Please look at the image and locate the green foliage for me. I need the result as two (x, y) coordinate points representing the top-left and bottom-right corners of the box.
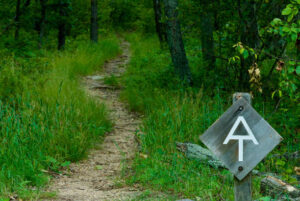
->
(0, 0), (299, 199)
(268, 1), (299, 43)
(121, 33), (253, 199)
(0, 35), (120, 196)
(122, 33), (299, 199)
(267, 1), (300, 102)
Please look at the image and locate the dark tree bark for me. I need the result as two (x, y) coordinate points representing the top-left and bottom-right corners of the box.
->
(163, 0), (192, 84)
(239, 0), (260, 48)
(153, 0), (165, 46)
(57, 1), (68, 50)
(238, 0), (260, 89)
(14, 0), (21, 40)
(90, 0), (98, 43)
(38, 0), (47, 48)
(200, 7), (215, 70)
(58, 23), (66, 50)
(15, 0), (31, 40)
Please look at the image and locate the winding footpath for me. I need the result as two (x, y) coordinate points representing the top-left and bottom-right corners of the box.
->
(46, 40), (142, 201)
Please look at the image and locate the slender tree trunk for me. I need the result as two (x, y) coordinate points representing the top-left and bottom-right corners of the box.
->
(57, 1), (68, 50)
(58, 1), (70, 50)
(15, 0), (31, 40)
(15, 0), (21, 40)
(153, 0), (164, 46)
(200, 9), (215, 70)
(58, 23), (66, 50)
(90, 0), (98, 43)
(163, 0), (192, 84)
(239, 0), (259, 49)
(39, 0), (46, 48)
(2, 0), (30, 36)
(238, 0), (260, 89)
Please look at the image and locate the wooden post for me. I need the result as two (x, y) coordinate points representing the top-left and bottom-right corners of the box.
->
(233, 92), (252, 201)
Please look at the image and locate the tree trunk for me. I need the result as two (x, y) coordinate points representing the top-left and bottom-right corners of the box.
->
(58, 23), (66, 50)
(57, 1), (67, 50)
(15, 0), (21, 40)
(90, 0), (98, 43)
(153, 0), (165, 46)
(15, 0), (31, 40)
(238, 0), (260, 90)
(200, 8), (215, 70)
(163, 0), (192, 84)
(39, 0), (47, 48)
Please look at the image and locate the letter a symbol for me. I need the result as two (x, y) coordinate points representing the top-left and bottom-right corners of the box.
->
(223, 116), (259, 161)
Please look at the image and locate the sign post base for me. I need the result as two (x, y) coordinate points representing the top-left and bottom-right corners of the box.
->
(234, 173), (252, 201)
(233, 93), (252, 201)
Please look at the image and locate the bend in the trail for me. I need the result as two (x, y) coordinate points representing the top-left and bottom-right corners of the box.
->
(45, 39), (174, 201)
(45, 40), (142, 201)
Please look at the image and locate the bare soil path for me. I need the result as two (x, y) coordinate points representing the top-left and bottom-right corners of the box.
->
(45, 40), (142, 201)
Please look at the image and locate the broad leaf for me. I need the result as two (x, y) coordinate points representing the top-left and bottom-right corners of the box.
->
(282, 7), (292, 15)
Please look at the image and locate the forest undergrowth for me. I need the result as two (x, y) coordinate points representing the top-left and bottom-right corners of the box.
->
(120, 33), (299, 200)
(0, 35), (120, 199)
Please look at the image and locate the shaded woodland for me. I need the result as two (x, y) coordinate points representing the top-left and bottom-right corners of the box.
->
(0, 0), (299, 199)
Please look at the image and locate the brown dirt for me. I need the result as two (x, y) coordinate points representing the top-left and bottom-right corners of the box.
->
(45, 40), (143, 201)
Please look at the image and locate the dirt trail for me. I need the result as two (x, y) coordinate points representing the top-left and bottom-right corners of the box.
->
(46, 40), (142, 201)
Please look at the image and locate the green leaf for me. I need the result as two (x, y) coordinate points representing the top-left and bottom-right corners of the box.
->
(276, 159), (285, 166)
(282, 26), (290, 32)
(282, 7), (292, 15)
(61, 161), (71, 167)
(292, 7), (299, 16)
(296, 66), (300, 75)
(258, 196), (272, 201)
(238, 47), (244, 55)
(243, 50), (249, 59)
(288, 66), (295, 73)
(289, 60), (296, 65)
(291, 27), (297, 33)
(291, 83), (297, 92)
(272, 18), (282, 25)
(287, 14), (294, 22)
(47, 156), (57, 164)
(272, 91), (276, 99)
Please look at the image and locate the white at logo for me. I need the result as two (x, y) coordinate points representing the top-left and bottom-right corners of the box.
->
(223, 116), (259, 161)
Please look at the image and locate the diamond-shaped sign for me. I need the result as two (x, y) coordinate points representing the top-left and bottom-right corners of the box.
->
(200, 97), (283, 180)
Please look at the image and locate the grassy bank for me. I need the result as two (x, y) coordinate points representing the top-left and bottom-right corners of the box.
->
(0, 35), (120, 198)
(120, 33), (298, 200)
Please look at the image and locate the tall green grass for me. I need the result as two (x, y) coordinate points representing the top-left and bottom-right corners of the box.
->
(0, 35), (120, 198)
(120, 33), (296, 200)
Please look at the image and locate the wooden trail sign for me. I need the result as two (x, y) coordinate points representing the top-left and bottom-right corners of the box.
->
(200, 93), (283, 200)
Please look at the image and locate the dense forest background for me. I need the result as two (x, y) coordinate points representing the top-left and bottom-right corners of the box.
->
(0, 0), (299, 200)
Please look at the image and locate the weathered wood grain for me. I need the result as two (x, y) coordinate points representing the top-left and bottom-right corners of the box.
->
(233, 93), (252, 201)
(200, 93), (282, 180)
(234, 173), (252, 201)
